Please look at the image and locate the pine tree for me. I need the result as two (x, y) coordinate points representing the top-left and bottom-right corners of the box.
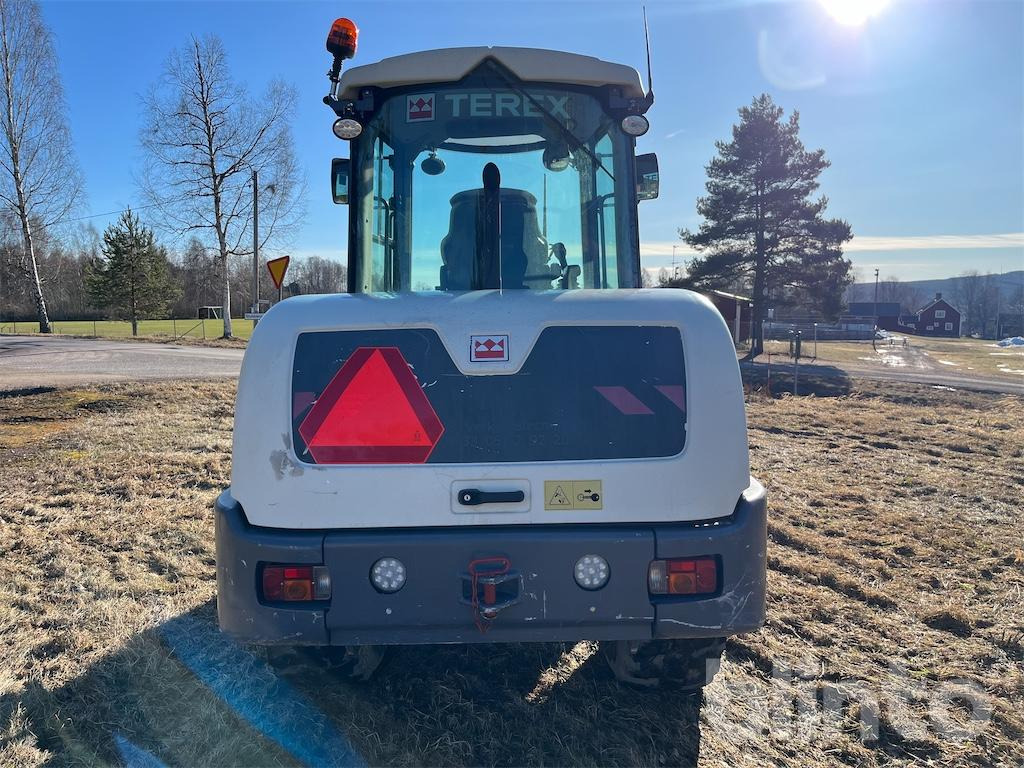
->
(679, 94), (853, 356)
(86, 210), (178, 336)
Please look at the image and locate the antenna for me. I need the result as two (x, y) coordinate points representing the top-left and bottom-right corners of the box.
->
(642, 6), (654, 107)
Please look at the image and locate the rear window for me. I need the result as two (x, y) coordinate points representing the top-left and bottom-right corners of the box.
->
(291, 326), (686, 464)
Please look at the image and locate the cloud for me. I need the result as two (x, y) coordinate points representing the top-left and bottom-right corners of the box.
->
(640, 233), (1024, 264)
(844, 233), (1024, 252)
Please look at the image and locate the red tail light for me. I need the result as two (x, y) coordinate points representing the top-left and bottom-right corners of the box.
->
(262, 564), (332, 602)
(648, 557), (718, 595)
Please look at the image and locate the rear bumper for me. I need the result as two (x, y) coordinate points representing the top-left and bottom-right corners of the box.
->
(215, 481), (767, 646)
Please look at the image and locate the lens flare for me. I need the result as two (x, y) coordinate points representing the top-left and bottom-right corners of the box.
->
(818, 0), (890, 26)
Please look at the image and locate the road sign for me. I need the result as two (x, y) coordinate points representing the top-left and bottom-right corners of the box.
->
(244, 312), (265, 320)
(266, 255), (291, 291)
(298, 347), (444, 464)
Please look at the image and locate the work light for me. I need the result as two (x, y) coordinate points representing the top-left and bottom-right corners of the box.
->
(371, 557), (406, 593)
(621, 115), (650, 137)
(574, 554), (610, 590)
(332, 118), (362, 140)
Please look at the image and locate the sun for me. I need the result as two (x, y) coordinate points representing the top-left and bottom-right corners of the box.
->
(818, 0), (890, 26)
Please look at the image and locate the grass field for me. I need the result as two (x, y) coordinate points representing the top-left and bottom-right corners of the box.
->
(0, 379), (1022, 766)
(0, 318), (254, 342)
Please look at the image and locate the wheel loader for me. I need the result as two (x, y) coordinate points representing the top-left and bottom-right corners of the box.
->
(216, 17), (767, 688)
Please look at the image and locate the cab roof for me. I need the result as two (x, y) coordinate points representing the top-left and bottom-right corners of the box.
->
(337, 46), (646, 101)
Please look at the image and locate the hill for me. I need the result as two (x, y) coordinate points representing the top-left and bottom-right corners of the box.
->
(847, 269), (1024, 309)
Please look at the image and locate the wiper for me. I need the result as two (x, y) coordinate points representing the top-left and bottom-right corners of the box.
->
(482, 62), (615, 184)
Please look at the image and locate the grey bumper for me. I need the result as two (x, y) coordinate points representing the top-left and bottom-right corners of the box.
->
(215, 482), (766, 646)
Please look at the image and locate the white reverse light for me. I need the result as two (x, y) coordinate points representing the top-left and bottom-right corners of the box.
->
(621, 115), (649, 137)
(574, 554), (610, 590)
(370, 557), (406, 593)
(332, 117), (363, 140)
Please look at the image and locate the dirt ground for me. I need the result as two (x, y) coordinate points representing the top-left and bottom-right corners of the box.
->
(0, 379), (1021, 767)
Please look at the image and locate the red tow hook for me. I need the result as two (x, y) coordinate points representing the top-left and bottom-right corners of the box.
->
(467, 556), (512, 633)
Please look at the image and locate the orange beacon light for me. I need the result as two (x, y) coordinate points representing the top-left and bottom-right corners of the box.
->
(326, 18), (359, 101)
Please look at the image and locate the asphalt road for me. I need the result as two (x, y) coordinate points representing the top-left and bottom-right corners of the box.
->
(3, 334), (1022, 397)
(0, 335), (244, 390)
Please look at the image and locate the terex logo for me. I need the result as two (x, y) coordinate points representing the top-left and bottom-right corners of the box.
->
(406, 94), (435, 122)
(443, 93), (571, 120)
(470, 335), (509, 362)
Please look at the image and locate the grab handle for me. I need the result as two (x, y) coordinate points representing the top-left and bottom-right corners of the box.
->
(457, 488), (525, 506)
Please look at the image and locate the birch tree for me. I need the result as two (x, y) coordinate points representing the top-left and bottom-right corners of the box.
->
(140, 35), (302, 338)
(0, 0), (83, 333)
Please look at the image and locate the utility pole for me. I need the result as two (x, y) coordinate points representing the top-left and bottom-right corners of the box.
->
(873, 268), (880, 325)
(872, 267), (880, 349)
(671, 245), (679, 280)
(251, 171), (260, 327)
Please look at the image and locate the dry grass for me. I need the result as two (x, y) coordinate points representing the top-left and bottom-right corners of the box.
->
(0, 378), (1021, 766)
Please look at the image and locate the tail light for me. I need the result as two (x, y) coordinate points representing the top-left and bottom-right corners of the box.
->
(262, 565), (332, 602)
(648, 557), (718, 595)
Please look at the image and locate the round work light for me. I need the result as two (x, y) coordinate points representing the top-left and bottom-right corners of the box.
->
(574, 554), (610, 590)
(621, 115), (650, 137)
(370, 557), (406, 593)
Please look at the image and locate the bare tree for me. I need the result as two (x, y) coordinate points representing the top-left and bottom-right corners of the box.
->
(140, 35), (303, 338)
(0, 0), (83, 332)
(292, 255), (347, 295)
(955, 271), (1001, 338)
(876, 276), (924, 314)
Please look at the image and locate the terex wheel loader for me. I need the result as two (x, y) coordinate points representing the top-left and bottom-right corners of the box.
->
(216, 17), (767, 689)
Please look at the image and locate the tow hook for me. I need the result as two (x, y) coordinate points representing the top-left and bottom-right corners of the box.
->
(461, 557), (521, 632)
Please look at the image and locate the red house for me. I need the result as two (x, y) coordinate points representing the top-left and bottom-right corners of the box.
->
(705, 290), (753, 344)
(906, 293), (961, 337)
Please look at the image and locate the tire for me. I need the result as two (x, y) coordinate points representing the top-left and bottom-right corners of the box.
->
(266, 645), (389, 682)
(603, 637), (725, 689)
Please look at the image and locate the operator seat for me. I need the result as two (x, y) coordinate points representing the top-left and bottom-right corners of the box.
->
(440, 188), (552, 290)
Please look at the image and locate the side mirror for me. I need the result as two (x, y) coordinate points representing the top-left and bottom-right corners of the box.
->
(635, 153), (659, 201)
(331, 158), (350, 204)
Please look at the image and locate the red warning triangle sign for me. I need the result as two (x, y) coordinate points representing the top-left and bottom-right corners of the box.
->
(298, 347), (444, 463)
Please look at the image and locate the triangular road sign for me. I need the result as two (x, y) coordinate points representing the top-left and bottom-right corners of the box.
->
(267, 255), (290, 290)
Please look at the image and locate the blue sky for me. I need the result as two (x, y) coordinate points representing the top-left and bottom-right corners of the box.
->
(45, 0), (1023, 283)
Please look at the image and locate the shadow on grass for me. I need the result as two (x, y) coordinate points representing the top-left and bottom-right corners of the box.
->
(1, 601), (703, 767)
(0, 386), (58, 399)
(742, 361), (854, 397)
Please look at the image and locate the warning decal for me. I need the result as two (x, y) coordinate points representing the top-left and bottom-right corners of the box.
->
(544, 480), (603, 511)
(547, 484), (571, 508)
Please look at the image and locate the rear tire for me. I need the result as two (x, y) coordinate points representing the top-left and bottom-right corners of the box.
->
(603, 637), (725, 689)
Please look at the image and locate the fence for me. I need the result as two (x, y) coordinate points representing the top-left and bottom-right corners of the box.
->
(0, 317), (255, 341)
(762, 317), (875, 342)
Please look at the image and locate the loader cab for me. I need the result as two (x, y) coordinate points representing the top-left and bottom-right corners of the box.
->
(328, 50), (658, 293)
